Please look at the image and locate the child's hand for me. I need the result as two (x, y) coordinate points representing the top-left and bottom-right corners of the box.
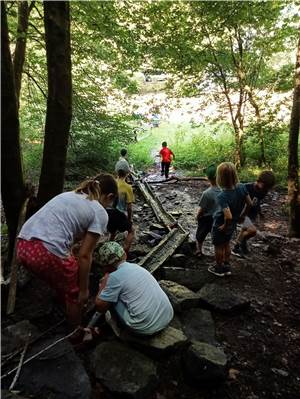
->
(98, 272), (109, 293)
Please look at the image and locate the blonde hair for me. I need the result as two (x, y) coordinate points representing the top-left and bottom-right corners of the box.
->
(216, 162), (239, 189)
(75, 173), (118, 201)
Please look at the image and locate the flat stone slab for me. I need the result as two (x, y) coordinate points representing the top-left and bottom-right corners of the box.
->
(162, 267), (214, 291)
(183, 341), (227, 384)
(159, 280), (200, 312)
(92, 341), (158, 399)
(198, 283), (250, 313)
(122, 325), (188, 355)
(180, 308), (216, 344)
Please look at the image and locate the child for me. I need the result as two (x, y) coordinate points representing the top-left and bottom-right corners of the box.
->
(208, 162), (252, 277)
(106, 208), (135, 255)
(95, 241), (174, 336)
(195, 165), (221, 257)
(17, 174), (118, 327)
(232, 170), (275, 257)
(159, 141), (175, 179)
(116, 169), (135, 224)
(115, 148), (131, 175)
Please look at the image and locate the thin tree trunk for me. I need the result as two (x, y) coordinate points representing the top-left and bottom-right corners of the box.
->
(1, 2), (26, 266)
(247, 89), (266, 167)
(223, 90), (244, 168)
(13, 1), (34, 107)
(288, 34), (300, 237)
(37, 1), (72, 207)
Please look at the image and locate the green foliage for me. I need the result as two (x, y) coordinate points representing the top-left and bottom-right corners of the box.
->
(113, 72), (139, 94)
(67, 94), (137, 177)
(128, 130), (160, 169)
(129, 121), (290, 187)
(5, 0), (297, 191)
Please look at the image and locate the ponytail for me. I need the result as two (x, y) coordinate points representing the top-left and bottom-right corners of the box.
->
(75, 173), (118, 201)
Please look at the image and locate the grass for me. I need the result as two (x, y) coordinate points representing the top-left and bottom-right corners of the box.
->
(128, 121), (290, 188)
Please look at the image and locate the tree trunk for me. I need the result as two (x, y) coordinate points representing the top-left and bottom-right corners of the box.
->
(246, 89), (266, 167)
(13, 1), (33, 107)
(233, 125), (244, 169)
(1, 2), (26, 265)
(223, 90), (244, 168)
(288, 35), (300, 237)
(37, 1), (72, 207)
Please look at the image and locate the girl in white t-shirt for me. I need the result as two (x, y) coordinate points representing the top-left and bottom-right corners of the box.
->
(17, 173), (118, 328)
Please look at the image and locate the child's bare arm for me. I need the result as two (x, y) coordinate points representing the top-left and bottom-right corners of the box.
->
(240, 195), (253, 220)
(219, 207), (232, 231)
(196, 207), (204, 221)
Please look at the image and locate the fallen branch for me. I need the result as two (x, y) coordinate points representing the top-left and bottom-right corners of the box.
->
(178, 176), (207, 181)
(6, 198), (30, 315)
(9, 335), (30, 391)
(145, 176), (208, 184)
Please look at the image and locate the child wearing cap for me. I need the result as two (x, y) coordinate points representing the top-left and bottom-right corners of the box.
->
(195, 165), (221, 257)
(95, 241), (174, 336)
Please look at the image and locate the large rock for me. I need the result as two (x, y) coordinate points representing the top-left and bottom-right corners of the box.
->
(1, 320), (39, 356)
(180, 308), (216, 344)
(92, 341), (158, 399)
(9, 336), (91, 399)
(122, 325), (188, 356)
(159, 280), (200, 312)
(183, 341), (227, 385)
(162, 267), (214, 291)
(198, 283), (250, 313)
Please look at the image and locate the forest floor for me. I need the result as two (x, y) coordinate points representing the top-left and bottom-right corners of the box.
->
(1, 167), (300, 399)
(136, 167), (300, 399)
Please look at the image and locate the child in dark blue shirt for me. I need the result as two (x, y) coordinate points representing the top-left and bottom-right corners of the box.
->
(208, 162), (252, 277)
(232, 171), (275, 257)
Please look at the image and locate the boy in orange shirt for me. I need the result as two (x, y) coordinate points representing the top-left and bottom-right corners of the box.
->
(159, 141), (175, 179)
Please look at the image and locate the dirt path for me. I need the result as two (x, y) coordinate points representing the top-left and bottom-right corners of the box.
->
(135, 170), (300, 399)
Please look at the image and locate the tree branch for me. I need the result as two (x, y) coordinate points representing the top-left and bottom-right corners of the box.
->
(23, 70), (47, 99)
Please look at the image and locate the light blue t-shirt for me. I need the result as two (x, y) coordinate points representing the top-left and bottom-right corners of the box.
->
(100, 262), (174, 335)
(19, 191), (108, 258)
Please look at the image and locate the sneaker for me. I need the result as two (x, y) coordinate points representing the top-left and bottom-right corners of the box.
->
(232, 244), (245, 258)
(240, 240), (249, 255)
(208, 264), (227, 277)
(223, 262), (232, 276)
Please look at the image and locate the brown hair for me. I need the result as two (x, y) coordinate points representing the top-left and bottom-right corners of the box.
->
(75, 173), (118, 201)
(117, 169), (127, 178)
(257, 170), (275, 190)
(216, 162), (239, 189)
